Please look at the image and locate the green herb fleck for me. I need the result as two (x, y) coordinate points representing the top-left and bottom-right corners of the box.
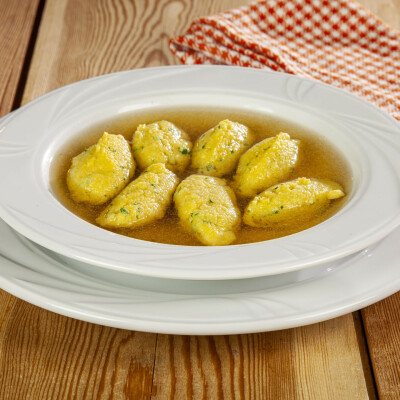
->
(230, 150), (234, 154)
(84, 148), (89, 152)
(151, 183), (157, 188)
(218, 125), (222, 129)
(280, 205), (284, 209)
(206, 164), (213, 171)
(120, 165), (125, 169)
(120, 207), (129, 214)
(202, 144), (206, 149)
(179, 148), (190, 155)
(244, 142), (249, 146)
(209, 199), (214, 203)
(273, 210), (279, 214)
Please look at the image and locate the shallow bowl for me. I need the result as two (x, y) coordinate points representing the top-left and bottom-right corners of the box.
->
(0, 66), (399, 280)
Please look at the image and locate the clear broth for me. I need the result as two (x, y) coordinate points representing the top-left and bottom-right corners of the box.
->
(51, 107), (352, 246)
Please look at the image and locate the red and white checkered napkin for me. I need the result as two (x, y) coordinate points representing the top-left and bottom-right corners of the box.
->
(169, 0), (400, 120)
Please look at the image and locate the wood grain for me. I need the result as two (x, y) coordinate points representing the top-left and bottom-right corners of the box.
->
(362, 294), (400, 399)
(22, 0), (253, 103)
(0, 0), (400, 399)
(0, 0), (41, 117)
(151, 316), (371, 399)
(0, 300), (157, 399)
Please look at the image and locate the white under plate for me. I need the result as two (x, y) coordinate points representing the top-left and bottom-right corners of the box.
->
(0, 217), (399, 335)
(0, 66), (400, 280)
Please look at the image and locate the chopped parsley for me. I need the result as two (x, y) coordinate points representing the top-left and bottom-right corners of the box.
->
(209, 199), (214, 203)
(120, 207), (129, 214)
(206, 164), (214, 171)
(179, 148), (190, 155)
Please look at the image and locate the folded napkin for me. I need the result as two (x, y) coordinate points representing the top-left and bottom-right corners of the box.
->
(169, 0), (400, 120)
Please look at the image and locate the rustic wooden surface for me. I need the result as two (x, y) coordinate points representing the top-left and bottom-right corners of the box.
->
(0, 0), (41, 117)
(0, 0), (399, 399)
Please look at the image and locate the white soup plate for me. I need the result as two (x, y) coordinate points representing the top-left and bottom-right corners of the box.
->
(0, 66), (399, 279)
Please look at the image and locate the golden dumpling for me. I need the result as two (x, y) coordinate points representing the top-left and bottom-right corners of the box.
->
(67, 132), (134, 205)
(96, 163), (179, 228)
(233, 132), (300, 198)
(243, 177), (345, 228)
(132, 120), (192, 173)
(174, 175), (241, 246)
(191, 119), (254, 177)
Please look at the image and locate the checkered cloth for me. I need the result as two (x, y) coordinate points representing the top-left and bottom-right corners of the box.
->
(169, 0), (400, 120)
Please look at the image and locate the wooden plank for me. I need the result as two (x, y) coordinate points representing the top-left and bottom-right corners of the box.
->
(22, 0), (253, 103)
(0, 301), (156, 399)
(0, 0), (41, 117)
(151, 316), (371, 399)
(362, 295), (400, 399)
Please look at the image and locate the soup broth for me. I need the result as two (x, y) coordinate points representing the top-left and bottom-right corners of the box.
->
(51, 107), (352, 246)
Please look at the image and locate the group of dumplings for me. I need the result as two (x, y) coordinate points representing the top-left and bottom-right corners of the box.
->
(67, 119), (345, 246)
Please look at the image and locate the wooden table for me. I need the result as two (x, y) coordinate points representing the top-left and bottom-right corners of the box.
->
(0, 0), (399, 398)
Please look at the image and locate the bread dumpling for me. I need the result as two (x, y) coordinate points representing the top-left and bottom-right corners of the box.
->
(67, 132), (134, 205)
(191, 119), (254, 177)
(132, 120), (192, 173)
(243, 177), (345, 228)
(233, 132), (299, 198)
(174, 175), (241, 246)
(96, 163), (179, 228)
